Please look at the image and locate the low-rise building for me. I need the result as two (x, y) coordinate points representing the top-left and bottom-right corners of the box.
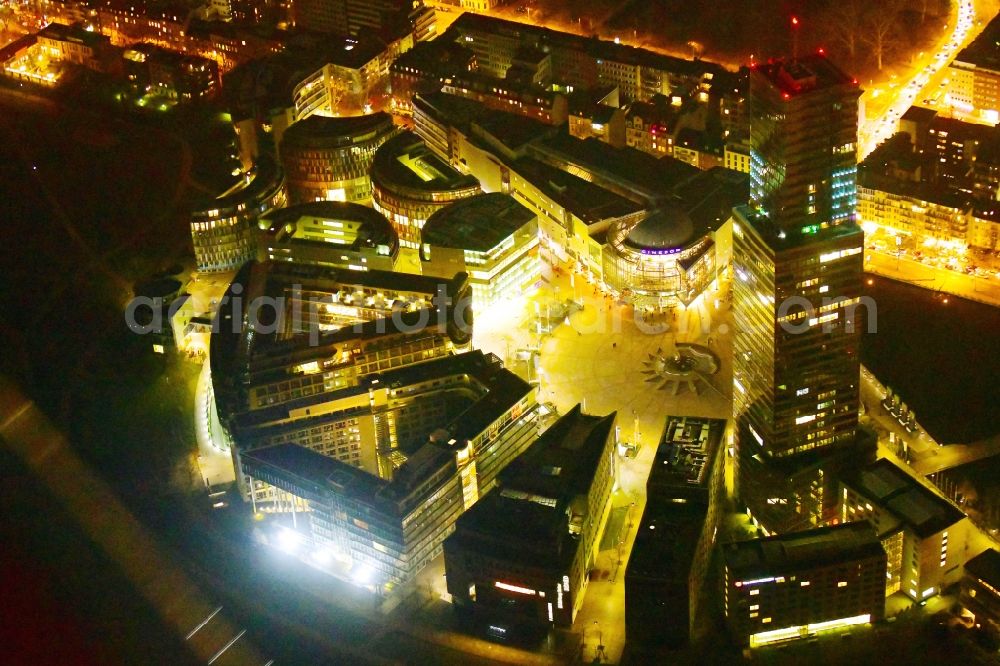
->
(257, 201), (400, 271)
(123, 43), (220, 102)
(444, 405), (617, 631)
(625, 416), (726, 650)
(961, 548), (1000, 636)
(420, 193), (539, 311)
(279, 112), (397, 205)
(722, 522), (887, 648)
(190, 155), (287, 273)
(838, 458), (969, 600)
(370, 131), (481, 249)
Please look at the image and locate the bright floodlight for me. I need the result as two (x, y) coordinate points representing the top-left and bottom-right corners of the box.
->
(276, 527), (303, 553)
(352, 564), (374, 586)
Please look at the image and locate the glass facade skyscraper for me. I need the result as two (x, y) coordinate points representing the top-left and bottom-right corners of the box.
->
(733, 55), (871, 534)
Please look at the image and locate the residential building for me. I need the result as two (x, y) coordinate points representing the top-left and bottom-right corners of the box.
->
(839, 458), (969, 600)
(444, 405), (617, 631)
(123, 44), (220, 102)
(722, 522), (886, 648)
(947, 13), (1000, 124)
(279, 112), (397, 204)
(370, 131), (482, 249)
(257, 201), (400, 271)
(420, 193), (539, 310)
(625, 416), (726, 650)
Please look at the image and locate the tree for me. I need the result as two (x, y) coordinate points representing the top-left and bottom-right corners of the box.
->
(862, 0), (904, 72)
(825, 0), (865, 67)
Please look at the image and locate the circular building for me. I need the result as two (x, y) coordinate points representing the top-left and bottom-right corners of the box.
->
(279, 112), (396, 205)
(370, 130), (481, 249)
(258, 201), (399, 271)
(602, 204), (716, 308)
(191, 154), (286, 273)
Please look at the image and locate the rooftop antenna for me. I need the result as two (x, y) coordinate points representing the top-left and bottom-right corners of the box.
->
(791, 16), (800, 61)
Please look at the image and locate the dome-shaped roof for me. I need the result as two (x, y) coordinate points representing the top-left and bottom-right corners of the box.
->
(624, 206), (694, 250)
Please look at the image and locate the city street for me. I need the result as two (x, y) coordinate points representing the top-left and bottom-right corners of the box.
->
(859, 0), (982, 157)
(865, 250), (1000, 307)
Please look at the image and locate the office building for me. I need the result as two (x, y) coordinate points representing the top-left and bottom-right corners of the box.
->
(294, 0), (418, 42)
(190, 155), (287, 273)
(239, 349), (537, 590)
(420, 193), (539, 311)
(732, 55), (867, 534)
(279, 112), (397, 204)
(961, 549), (1000, 636)
(839, 458), (969, 600)
(625, 416), (726, 650)
(602, 168), (747, 308)
(722, 522), (886, 648)
(444, 405), (616, 630)
(257, 201), (400, 271)
(370, 131), (481, 249)
(290, 35), (397, 119)
(209, 260), (475, 461)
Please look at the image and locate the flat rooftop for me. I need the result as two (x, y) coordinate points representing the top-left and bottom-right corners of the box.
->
(955, 13), (1000, 71)
(281, 113), (396, 150)
(422, 193), (535, 252)
(371, 130), (480, 194)
(446, 405), (616, 565)
(647, 415), (725, 498)
(752, 54), (856, 98)
(510, 157), (642, 224)
(625, 501), (708, 582)
(259, 201), (398, 253)
(965, 548), (1000, 589)
(724, 522), (884, 578)
(842, 458), (966, 539)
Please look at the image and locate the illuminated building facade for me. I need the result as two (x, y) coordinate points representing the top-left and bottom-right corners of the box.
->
(236, 350), (538, 589)
(421, 193), (539, 311)
(279, 112), (397, 205)
(258, 201), (399, 271)
(123, 43), (220, 102)
(947, 14), (1000, 124)
(961, 549), (1000, 636)
(839, 459), (968, 600)
(190, 155), (287, 273)
(370, 131), (481, 249)
(444, 405), (616, 630)
(625, 416), (726, 650)
(602, 168), (747, 307)
(858, 115), (1000, 253)
(733, 55), (868, 534)
(722, 522), (886, 648)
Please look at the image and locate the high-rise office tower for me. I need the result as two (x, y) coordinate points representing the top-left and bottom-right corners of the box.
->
(733, 55), (873, 534)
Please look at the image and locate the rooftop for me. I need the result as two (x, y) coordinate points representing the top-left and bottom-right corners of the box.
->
(259, 201), (398, 254)
(38, 22), (109, 49)
(370, 130), (480, 195)
(646, 416), (725, 499)
(625, 501), (708, 582)
(509, 157), (642, 225)
(446, 405), (616, 566)
(955, 13), (1000, 72)
(422, 193), (535, 252)
(191, 153), (284, 216)
(965, 548), (1000, 589)
(724, 522), (885, 578)
(281, 113), (396, 150)
(842, 458), (966, 539)
(752, 54), (857, 98)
